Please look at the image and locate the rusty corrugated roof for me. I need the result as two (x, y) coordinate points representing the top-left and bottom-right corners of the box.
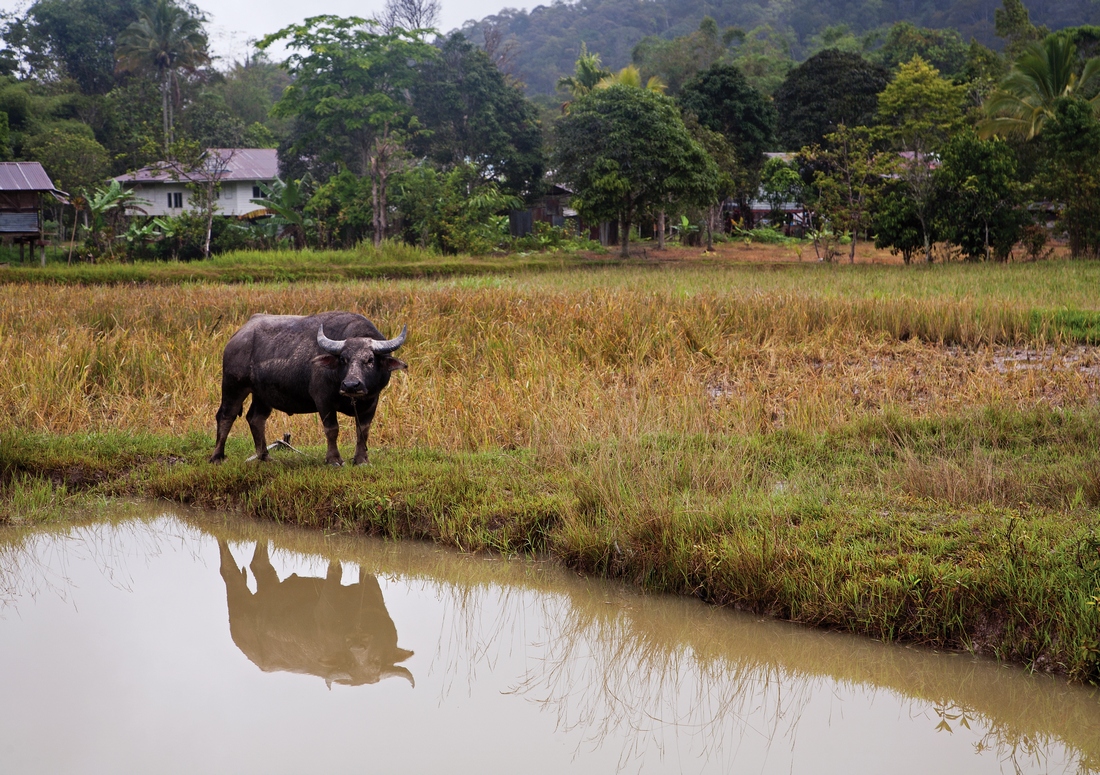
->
(0, 162), (57, 191)
(115, 148), (279, 184)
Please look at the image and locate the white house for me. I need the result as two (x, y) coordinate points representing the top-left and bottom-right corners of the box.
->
(114, 148), (279, 218)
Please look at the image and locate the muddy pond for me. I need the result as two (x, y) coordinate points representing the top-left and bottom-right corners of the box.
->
(1, 504), (1098, 774)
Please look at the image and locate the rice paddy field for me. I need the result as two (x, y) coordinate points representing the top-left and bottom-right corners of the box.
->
(3, 246), (1100, 682)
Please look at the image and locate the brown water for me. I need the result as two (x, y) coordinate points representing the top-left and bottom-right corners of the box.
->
(1, 505), (1098, 775)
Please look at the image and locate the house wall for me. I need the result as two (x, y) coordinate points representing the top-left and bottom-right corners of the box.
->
(127, 180), (269, 217)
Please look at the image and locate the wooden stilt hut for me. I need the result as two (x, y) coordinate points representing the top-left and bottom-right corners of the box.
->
(0, 162), (67, 266)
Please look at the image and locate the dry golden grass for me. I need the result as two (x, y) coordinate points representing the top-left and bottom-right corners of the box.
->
(3, 274), (1098, 458)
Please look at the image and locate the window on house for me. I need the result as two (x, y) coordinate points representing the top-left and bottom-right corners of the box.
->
(253, 185), (262, 199)
(168, 192), (183, 209)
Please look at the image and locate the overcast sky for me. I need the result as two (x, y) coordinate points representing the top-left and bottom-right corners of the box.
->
(0, 0), (546, 65)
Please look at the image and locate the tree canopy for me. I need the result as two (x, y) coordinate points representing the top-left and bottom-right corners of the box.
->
(980, 34), (1100, 139)
(411, 32), (545, 198)
(678, 62), (775, 171)
(553, 85), (717, 256)
(774, 50), (889, 150)
(260, 15), (437, 244)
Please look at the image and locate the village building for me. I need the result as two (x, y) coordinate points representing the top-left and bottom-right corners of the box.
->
(0, 161), (66, 265)
(114, 148), (279, 218)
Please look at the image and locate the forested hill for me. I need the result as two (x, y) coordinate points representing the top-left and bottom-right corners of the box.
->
(459, 0), (1100, 93)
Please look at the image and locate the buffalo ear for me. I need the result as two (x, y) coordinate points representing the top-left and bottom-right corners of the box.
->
(382, 356), (407, 373)
(312, 354), (339, 369)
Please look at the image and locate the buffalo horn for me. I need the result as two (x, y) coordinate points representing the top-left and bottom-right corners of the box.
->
(316, 326), (346, 355)
(370, 325), (408, 354)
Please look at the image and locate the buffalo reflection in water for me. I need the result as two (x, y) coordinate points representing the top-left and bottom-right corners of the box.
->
(218, 539), (414, 688)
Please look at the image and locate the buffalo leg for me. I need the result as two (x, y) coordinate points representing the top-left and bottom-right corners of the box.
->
(353, 395), (380, 465)
(249, 541), (278, 590)
(319, 407), (343, 466)
(246, 399), (273, 461)
(210, 381), (249, 463)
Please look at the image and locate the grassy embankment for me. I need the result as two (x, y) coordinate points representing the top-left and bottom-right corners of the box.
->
(2, 248), (1099, 681)
(0, 241), (592, 284)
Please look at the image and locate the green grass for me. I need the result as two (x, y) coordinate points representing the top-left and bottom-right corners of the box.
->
(0, 243), (594, 285)
(3, 408), (1099, 683)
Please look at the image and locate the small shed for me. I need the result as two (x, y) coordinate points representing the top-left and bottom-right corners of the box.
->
(0, 161), (65, 264)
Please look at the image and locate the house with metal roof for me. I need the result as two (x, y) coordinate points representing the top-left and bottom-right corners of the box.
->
(114, 148), (279, 218)
(0, 161), (66, 263)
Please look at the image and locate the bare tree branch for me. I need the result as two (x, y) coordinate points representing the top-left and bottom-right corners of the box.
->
(379, 0), (441, 33)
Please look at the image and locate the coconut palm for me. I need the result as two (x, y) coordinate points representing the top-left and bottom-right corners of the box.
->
(979, 34), (1100, 140)
(115, 0), (211, 151)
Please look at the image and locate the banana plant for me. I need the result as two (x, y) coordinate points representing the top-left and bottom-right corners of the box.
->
(84, 181), (148, 259)
(251, 178), (314, 250)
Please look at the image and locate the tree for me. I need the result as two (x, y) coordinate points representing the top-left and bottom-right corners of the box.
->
(0, 111), (10, 161)
(760, 155), (802, 225)
(681, 113), (739, 250)
(1041, 97), (1100, 258)
(14, 0), (142, 94)
(630, 17), (727, 95)
(215, 51), (291, 133)
(870, 22), (969, 77)
(25, 126), (108, 196)
(680, 62), (776, 226)
(805, 124), (893, 262)
(553, 85), (717, 257)
(411, 32), (545, 198)
(114, 0), (210, 152)
(726, 25), (794, 95)
(980, 34), (1100, 140)
(774, 50), (889, 151)
(872, 182), (924, 264)
(390, 162), (521, 254)
(556, 43), (611, 102)
(167, 143), (234, 259)
(596, 64), (666, 92)
(995, 0), (1048, 59)
(99, 78), (164, 174)
(934, 130), (1024, 261)
(379, 0), (440, 34)
(260, 16), (436, 246)
(82, 179), (145, 259)
(679, 63), (776, 171)
(877, 56), (966, 263)
(304, 169), (373, 248)
(959, 40), (1009, 109)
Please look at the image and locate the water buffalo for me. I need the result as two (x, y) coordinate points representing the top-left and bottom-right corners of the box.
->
(209, 311), (408, 466)
(219, 539), (414, 687)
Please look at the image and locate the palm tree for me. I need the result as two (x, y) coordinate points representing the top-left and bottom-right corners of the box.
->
(980, 34), (1100, 140)
(595, 64), (667, 93)
(115, 0), (211, 152)
(557, 43), (611, 105)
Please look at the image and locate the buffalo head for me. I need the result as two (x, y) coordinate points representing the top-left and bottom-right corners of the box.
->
(316, 325), (408, 398)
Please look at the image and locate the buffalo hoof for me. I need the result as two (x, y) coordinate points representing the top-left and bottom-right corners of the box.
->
(326, 459), (344, 468)
(353, 458), (369, 466)
(209, 455), (224, 464)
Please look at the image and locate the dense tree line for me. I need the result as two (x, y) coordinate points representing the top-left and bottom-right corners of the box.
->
(2, 0), (1100, 261)
(460, 0), (1100, 94)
